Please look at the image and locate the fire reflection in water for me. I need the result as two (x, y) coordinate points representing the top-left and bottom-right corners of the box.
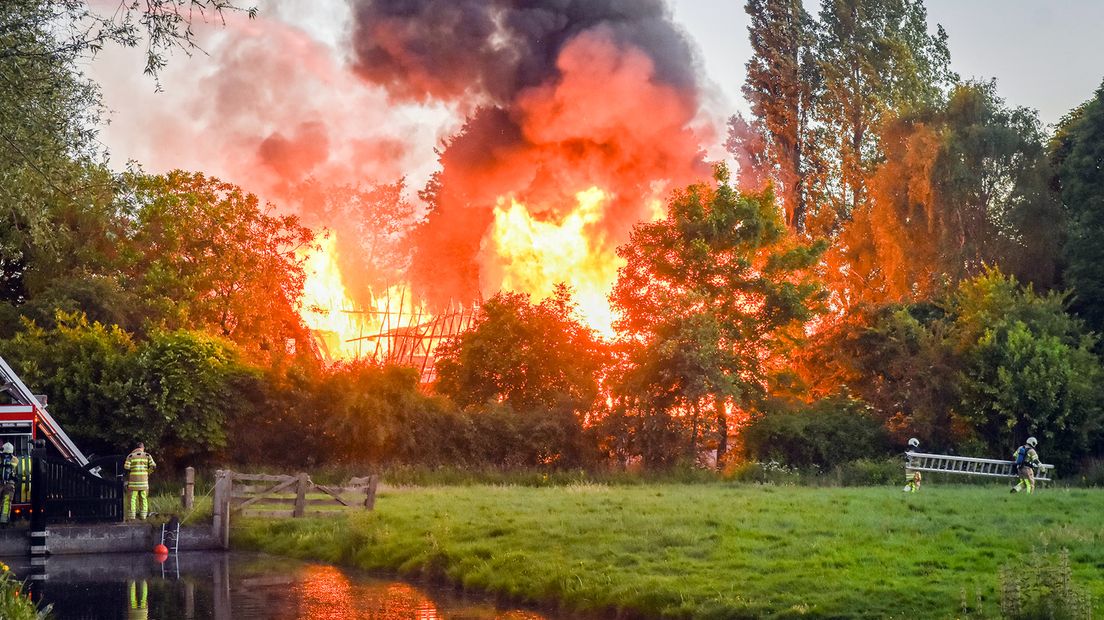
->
(294, 563), (546, 619)
(15, 552), (553, 619)
(298, 565), (441, 619)
(296, 565), (358, 619)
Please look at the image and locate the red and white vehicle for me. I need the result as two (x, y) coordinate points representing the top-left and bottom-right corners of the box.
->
(0, 356), (89, 519)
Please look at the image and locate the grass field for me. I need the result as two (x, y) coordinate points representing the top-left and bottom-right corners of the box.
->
(231, 483), (1102, 619)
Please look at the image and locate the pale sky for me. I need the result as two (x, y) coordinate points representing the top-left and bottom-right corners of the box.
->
(670, 0), (1104, 127)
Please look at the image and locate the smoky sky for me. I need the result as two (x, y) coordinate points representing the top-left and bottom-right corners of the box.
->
(349, 0), (700, 106)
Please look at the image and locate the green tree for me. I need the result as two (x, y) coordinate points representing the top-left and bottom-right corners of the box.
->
(121, 171), (315, 361)
(812, 0), (955, 229)
(833, 82), (1062, 307)
(0, 313), (136, 457)
(0, 313), (251, 461)
(742, 0), (818, 232)
(1, 0), (255, 336)
(0, 1), (111, 307)
(804, 270), (1104, 466)
(222, 363), (337, 467)
(610, 167), (825, 466)
(798, 303), (963, 449)
(952, 270), (1103, 469)
(1, 1), (255, 80)
(742, 397), (889, 469)
(435, 286), (608, 415)
(1052, 79), (1104, 333)
(129, 329), (250, 462)
(307, 362), (434, 464)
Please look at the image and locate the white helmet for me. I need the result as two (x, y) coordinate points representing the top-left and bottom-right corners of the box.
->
(908, 438), (920, 449)
(1, 443), (12, 454)
(1026, 437), (1038, 448)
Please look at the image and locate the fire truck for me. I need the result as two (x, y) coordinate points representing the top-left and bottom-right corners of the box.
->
(0, 356), (89, 519)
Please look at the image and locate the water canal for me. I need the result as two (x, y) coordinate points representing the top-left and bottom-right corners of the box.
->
(8, 552), (556, 619)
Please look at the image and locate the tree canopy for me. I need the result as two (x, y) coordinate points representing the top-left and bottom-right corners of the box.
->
(609, 166), (826, 465)
(1052, 80), (1104, 333)
(435, 286), (608, 415)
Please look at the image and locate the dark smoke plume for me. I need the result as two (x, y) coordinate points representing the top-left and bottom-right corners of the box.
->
(349, 0), (710, 305)
(351, 0), (699, 104)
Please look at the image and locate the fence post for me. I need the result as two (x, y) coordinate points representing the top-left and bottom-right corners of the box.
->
(211, 471), (223, 541)
(183, 467), (195, 511)
(293, 472), (308, 518)
(30, 439), (48, 556)
(364, 474), (379, 511)
(212, 470), (232, 550)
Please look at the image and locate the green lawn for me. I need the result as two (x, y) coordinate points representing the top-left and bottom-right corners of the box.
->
(232, 483), (1103, 618)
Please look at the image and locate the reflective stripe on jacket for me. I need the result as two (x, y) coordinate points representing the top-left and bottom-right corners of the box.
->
(124, 451), (156, 488)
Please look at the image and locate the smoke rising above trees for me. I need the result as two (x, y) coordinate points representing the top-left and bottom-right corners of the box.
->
(349, 0), (712, 305)
(349, 0), (702, 104)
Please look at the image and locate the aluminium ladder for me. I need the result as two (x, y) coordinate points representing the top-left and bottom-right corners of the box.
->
(161, 516), (180, 553)
(905, 451), (1054, 482)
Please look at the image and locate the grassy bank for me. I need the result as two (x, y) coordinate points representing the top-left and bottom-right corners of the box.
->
(232, 483), (1102, 618)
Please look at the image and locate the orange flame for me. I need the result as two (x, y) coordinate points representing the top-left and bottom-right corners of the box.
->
(485, 187), (622, 338)
(298, 234), (424, 363)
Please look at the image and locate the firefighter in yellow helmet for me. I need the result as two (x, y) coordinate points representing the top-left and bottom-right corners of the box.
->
(124, 442), (156, 520)
(1011, 437), (1041, 494)
(0, 443), (15, 524)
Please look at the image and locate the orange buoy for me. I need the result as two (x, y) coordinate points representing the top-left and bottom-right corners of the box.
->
(153, 544), (169, 555)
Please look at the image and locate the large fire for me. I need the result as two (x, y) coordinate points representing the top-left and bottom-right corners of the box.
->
(486, 187), (622, 338)
(282, 3), (708, 366)
(299, 184), (675, 362)
(298, 234), (424, 362)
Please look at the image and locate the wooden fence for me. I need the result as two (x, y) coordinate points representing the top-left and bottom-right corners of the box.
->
(214, 470), (378, 518)
(211, 470), (379, 549)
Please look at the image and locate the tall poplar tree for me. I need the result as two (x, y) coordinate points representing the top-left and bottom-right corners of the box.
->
(741, 0), (818, 233)
(812, 0), (955, 230)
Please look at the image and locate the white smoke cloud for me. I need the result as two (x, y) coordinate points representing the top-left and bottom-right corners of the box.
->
(87, 0), (454, 201)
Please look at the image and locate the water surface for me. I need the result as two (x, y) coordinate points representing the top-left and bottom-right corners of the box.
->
(8, 552), (554, 619)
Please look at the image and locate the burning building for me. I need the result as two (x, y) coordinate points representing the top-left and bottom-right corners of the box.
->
(95, 1), (719, 375)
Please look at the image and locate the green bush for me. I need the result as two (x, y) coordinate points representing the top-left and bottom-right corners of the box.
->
(829, 458), (901, 486)
(1074, 459), (1104, 488)
(0, 563), (49, 619)
(724, 460), (805, 485)
(742, 397), (891, 470)
(1000, 549), (1091, 619)
(0, 313), (253, 466)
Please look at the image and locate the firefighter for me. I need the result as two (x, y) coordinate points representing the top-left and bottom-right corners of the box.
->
(124, 443), (156, 520)
(903, 438), (922, 493)
(0, 443), (15, 524)
(1010, 436), (1041, 494)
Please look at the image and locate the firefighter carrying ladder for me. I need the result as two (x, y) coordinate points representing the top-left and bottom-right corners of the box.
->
(906, 451), (1055, 482)
(0, 355), (88, 467)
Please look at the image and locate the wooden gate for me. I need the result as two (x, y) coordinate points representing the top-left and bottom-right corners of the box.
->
(225, 472), (379, 519)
